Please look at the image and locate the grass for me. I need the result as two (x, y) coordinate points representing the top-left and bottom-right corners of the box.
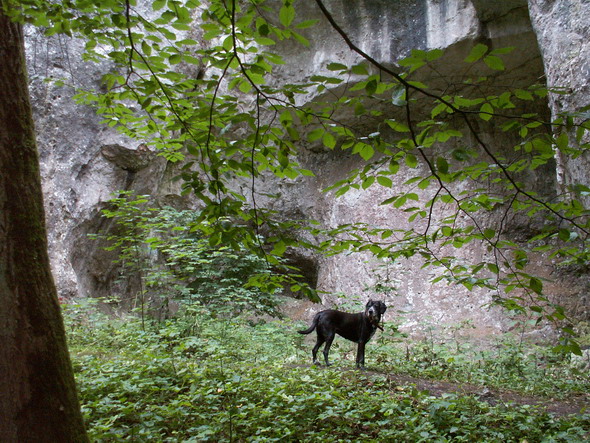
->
(367, 325), (590, 399)
(64, 300), (590, 442)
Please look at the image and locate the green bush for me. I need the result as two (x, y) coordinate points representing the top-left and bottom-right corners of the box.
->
(91, 193), (282, 321)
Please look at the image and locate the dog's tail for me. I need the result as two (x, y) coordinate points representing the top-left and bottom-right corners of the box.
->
(297, 314), (319, 335)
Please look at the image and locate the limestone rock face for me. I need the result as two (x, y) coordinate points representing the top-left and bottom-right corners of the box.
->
(101, 144), (156, 173)
(528, 0), (590, 197)
(25, 28), (169, 300)
(527, 0), (590, 322)
(25, 0), (590, 334)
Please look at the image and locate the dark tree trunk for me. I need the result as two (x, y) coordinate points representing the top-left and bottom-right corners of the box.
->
(0, 12), (88, 442)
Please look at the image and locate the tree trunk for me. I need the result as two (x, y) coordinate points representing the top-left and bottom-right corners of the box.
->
(0, 12), (89, 442)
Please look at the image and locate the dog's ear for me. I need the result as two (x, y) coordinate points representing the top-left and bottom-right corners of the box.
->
(379, 302), (387, 315)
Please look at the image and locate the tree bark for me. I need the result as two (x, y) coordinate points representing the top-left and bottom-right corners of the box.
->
(0, 12), (88, 442)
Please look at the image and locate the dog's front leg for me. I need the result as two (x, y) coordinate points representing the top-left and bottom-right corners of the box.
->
(356, 342), (366, 369)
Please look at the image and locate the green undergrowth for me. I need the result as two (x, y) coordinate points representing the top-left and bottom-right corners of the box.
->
(64, 301), (589, 442)
(367, 326), (590, 399)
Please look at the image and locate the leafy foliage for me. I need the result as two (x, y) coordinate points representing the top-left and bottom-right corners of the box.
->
(91, 192), (282, 319)
(4, 0), (590, 340)
(64, 301), (590, 441)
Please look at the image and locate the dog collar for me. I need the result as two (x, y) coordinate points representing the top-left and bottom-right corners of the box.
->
(370, 318), (384, 331)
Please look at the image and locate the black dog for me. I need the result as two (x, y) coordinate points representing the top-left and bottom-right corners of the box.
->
(298, 300), (387, 369)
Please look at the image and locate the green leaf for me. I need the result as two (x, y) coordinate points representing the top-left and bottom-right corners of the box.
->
(279, 111), (293, 126)
(569, 340), (583, 356)
(169, 53), (182, 64)
(426, 48), (444, 61)
(514, 250), (528, 269)
(248, 72), (265, 85)
(141, 41), (152, 56)
(454, 96), (484, 108)
(365, 79), (377, 95)
(295, 19), (319, 29)
(418, 177), (431, 190)
(351, 63), (369, 75)
(398, 56), (426, 73)
(335, 184), (350, 197)
(239, 81), (252, 94)
(405, 153), (418, 168)
(558, 228), (571, 241)
(479, 103), (493, 121)
(464, 43), (488, 63)
(357, 143), (374, 161)
(441, 226), (453, 236)
(272, 240), (287, 256)
(484, 55), (505, 71)
(153, 0), (166, 11)
(529, 277), (543, 294)
(377, 176), (393, 187)
(255, 36), (276, 46)
(394, 195), (407, 208)
(362, 176), (375, 189)
(222, 35), (233, 51)
(380, 196), (398, 205)
(322, 132), (336, 149)
(279, 5), (296, 27)
(307, 128), (325, 142)
(435, 157), (449, 174)
(514, 89), (534, 101)
(490, 46), (515, 55)
(203, 29), (222, 40)
(401, 82), (425, 94)
(291, 31), (310, 46)
(556, 132), (569, 151)
(327, 62), (347, 71)
(386, 120), (410, 132)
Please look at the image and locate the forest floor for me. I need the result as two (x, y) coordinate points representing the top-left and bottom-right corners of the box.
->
(69, 301), (590, 440)
(381, 371), (589, 417)
(291, 364), (590, 417)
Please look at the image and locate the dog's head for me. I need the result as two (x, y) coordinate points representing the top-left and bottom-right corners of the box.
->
(365, 299), (387, 326)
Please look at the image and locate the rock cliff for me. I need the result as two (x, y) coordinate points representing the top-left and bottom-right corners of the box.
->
(25, 0), (590, 335)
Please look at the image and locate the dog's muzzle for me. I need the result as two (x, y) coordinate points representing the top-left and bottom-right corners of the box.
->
(366, 307), (384, 331)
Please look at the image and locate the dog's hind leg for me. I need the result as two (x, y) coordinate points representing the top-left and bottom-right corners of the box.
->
(311, 336), (325, 365)
(322, 333), (336, 366)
